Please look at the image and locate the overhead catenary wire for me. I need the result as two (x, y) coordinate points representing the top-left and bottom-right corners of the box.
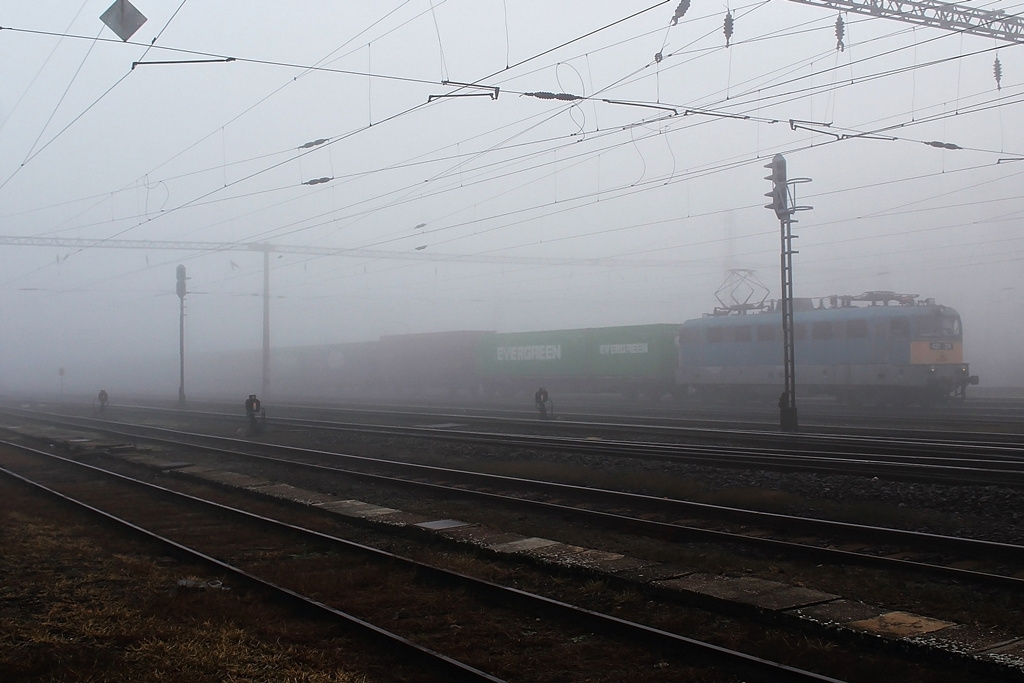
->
(9, 7), (1007, 236)
(0, 2), (678, 258)
(0, 1), (194, 193)
(4, 0), (1019, 307)
(2, 3), (696, 299)
(0, 0), (90, 136)
(0, 3), (999, 225)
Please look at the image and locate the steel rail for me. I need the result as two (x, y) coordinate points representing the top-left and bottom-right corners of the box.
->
(5, 411), (1024, 591)
(125, 399), (1024, 462)
(208, 397), (1024, 442)
(51, 403), (1024, 483)
(196, 409), (1024, 484)
(25, 399), (1024, 458)
(0, 441), (844, 683)
(0, 464), (501, 683)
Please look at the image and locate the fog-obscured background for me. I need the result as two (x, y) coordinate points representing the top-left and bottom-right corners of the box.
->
(1, 1), (1021, 396)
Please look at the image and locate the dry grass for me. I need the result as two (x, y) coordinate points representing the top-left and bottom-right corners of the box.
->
(0, 481), (734, 682)
(0, 491), (410, 683)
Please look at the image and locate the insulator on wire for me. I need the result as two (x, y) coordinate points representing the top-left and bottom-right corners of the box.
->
(670, 0), (690, 25)
(524, 91), (582, 101)
(994, 56), (1003, 90)
(835, 14), (845, 52)
(724, 11), (734, 47)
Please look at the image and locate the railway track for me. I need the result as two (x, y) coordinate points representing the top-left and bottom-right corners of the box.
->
(5, 406), (1024, 594)
(5, 406), (1024, 679)
(57, 401), (1024, 487)
(266, 394), (1024, 434)
(0, 436), (852, 682)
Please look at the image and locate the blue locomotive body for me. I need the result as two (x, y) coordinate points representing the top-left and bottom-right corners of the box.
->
(676, 293), (977, 404)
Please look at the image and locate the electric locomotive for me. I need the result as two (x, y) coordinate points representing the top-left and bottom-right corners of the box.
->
(676, 291), (978, 405)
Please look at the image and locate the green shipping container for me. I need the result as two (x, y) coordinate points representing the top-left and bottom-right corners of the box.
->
(477, 324), (679, 397)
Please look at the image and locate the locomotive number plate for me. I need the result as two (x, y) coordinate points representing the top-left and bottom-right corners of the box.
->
(929, 342), (954, 351)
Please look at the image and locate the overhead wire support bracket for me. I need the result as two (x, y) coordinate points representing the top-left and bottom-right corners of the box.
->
(603, 99), (678, 114)
(790, 118), (833, 130)
(785, 0), (1024, 44)
(790, 119), (897, 141)
(790, 119), (842, 140)
(839, 131), (898, 141)
(684, 107), (750, 120)
(428, 80), (500, 102)
(131, 57), (235, 69)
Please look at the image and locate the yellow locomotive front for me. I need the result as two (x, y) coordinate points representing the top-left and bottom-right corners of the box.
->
(907, 304), (977, 400)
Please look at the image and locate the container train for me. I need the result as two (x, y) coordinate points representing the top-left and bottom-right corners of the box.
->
(264, 325), (680, 400)
(192, 291), (976, 406)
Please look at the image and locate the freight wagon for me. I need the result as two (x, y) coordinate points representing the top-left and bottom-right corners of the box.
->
(476, 324), (680, 399)
(375, 330), (492, 395)
(269, 331), (490, 399)
(676, 292), (978, 405)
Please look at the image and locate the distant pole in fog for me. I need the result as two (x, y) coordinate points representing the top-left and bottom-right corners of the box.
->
(176, 265), (187, 407)
(262, 247), (270, 397)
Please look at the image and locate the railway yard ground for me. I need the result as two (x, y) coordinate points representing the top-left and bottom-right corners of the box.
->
(3, 393), (1024, 682)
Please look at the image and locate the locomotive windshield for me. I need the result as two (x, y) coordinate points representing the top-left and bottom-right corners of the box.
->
(916, 314), (962, 339)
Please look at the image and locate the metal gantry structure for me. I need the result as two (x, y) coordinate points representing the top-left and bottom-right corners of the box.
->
(788, 0), (1024, 44)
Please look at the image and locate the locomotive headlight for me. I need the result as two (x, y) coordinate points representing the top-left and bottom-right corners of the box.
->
(929, 366), (936, 373)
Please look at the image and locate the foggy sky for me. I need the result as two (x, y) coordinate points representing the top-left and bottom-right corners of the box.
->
(1, 0), (1022, 395)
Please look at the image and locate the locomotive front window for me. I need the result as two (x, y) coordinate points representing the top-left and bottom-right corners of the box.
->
(732, 325), (752, 342)
(917, 315), (962, 339)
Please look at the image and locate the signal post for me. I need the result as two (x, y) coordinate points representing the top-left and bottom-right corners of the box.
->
(764, 154), (811, 432)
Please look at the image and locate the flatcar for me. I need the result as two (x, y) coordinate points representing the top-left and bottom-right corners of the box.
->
(675, 291), (978, 405)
